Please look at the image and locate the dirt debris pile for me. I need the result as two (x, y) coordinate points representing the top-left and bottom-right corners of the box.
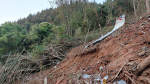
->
(22, 15), (150, 84)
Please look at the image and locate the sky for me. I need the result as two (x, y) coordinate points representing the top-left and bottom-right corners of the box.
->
(0, 0), (105, 25)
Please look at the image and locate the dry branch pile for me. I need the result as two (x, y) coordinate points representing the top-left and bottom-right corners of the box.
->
(0, 40), (82, 84)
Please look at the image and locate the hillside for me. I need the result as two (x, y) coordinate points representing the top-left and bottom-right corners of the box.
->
(1, 0), (150, 84)
(18, 15), (150, 84)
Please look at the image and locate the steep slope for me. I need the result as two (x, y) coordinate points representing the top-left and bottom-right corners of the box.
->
(22, 16), (150, 84)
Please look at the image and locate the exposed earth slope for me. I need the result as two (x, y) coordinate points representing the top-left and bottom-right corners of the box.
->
(23, 16), (150, 84)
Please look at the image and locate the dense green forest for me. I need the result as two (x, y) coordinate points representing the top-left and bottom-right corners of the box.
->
(0, 0), (148, 57)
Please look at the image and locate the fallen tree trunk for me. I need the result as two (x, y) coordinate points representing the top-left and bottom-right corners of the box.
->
(133, 56), (150, 76)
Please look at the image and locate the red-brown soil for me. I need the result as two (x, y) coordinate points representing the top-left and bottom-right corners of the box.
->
(20, 16), (150, 84)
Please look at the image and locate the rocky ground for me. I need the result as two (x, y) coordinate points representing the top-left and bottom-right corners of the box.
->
(18, 15), (150, 84)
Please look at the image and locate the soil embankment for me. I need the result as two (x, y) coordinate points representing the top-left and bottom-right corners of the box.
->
(23, 16), (150, 84)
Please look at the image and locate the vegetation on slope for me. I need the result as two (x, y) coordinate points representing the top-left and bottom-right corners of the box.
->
(0, 0), (149, 83)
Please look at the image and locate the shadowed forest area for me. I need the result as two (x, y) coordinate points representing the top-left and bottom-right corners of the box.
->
(0, 0), (150, 83)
